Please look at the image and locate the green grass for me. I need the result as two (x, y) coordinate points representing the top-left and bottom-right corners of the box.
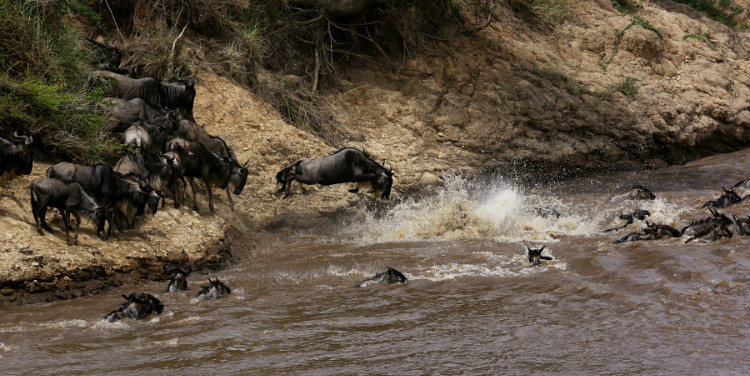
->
(0, 76), (109, 163)
(673, 0), (744, 28)
(684, 32), (718, 50)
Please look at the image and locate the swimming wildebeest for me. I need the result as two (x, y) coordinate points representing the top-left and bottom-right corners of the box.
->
(197, 278), (231, 300)
(104, 292), (164, 322)
(356, 267), (408, 287)
(681, 207), (734, 243)
(164, 265), (191, 293)
(94, 70), (196, 119)
(603, 209), (651, 233)
(526, 246), (553, 266)
(0, 131), (34, 182)
(731, 215), (750, 235)
(30, 178), (102, 246)
(613, 221), (681, 244)
(608, 183), (656, 202)
(701, 187), (744, 209)
(276, 148), (394, 199)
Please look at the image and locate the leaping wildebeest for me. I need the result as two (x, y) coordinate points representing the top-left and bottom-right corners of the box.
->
(276, 147), (393, 199)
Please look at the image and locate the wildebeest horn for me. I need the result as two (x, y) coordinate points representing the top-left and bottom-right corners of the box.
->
(26, 135), (33, 145)
(539, 246), (545, 252)
(242, 160), (249, 169)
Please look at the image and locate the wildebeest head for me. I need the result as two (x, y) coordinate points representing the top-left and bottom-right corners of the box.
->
(198, 278), (231, 300)
(164, 264), (191, 293)
(374, 166), (394, 200)
(356, 266), (408, 287)
(230, 160), (249, 195)
(526, 246), (553, 266)
(631, 183), (656, 200)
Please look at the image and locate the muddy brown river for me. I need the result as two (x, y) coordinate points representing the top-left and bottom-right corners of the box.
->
(4, 149), (750, 374)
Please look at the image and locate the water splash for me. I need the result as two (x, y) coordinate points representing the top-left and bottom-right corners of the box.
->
(346, 171), (602, 243)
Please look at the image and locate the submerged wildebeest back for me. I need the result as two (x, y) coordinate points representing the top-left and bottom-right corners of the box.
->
(613, 221), (681, 244)
(603, 209), (651, 233)
(526, 246), (553, 265)
(608, 183), (656, 202)
(356, 267), (408, 287)
(0, 131), (34, 181)
(94, 70), (196, 119)
(104, 292), (164, 322)
(701, 187), (744, 209)
(197, 278), (231, 300)
(30, 177), (102, 246)
(164, 265), (191, 293)
(277, 147), (394, 200)
(681, 207), (734, 243)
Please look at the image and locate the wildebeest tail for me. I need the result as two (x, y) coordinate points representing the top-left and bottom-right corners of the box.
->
(276, 160), (302, 184)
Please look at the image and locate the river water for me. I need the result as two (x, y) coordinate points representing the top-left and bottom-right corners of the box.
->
(3, 149), (750, 375)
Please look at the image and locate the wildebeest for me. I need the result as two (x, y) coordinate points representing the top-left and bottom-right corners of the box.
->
(681, 207), (734, 243)
(0, 131), (34, 182)
(104, 292), (164, 322)
(46, 162), (151, 239)
(164, 265), (191, 293)
(197, 278), (231, 300)
(30, 178), (102, 246)
(94, 70), (196, 119)
(603, 209), (651, 233)
(613, 221), (681, 244)
(526, 246), (553, 265)
(167, 138), (240, 213)
(276, 148), (394, 199)
(86, 38), (121, 71)
(701, 187), (744, 209)
(608, 183), (656, 202)
(356, 267), (408, 287)
(731, 215), (750, 235)
(102, 98), (174, 135)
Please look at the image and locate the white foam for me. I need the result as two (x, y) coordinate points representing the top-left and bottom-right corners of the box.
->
(345, 171), (602, 243)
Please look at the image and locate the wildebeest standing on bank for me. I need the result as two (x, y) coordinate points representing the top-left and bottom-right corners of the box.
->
(46, 162), (152, 239)
(94, 70), (196, 120)
(197, 278), (231, 300)
(276, 147), (394, 199)
(164, 265), (191, 292)
(167, 138), (246, 213)
(104, 292), (164, 322)
(356, 267), (408, 287)
(30, 178), (102, 246)
(0, 131), (34, 182)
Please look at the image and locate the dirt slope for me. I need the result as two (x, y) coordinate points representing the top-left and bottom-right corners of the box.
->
(1, 0), (749, 304)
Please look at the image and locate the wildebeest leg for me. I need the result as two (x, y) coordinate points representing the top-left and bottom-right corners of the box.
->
(205, 181), (215, 213)
(32, 202), (46, 236)
(39, 204), (53, 232)
(188, 177), (200, 212)
(225, 186), (235, 211)
(62, 210), (76, 246)
(284, 174), (295, 198)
